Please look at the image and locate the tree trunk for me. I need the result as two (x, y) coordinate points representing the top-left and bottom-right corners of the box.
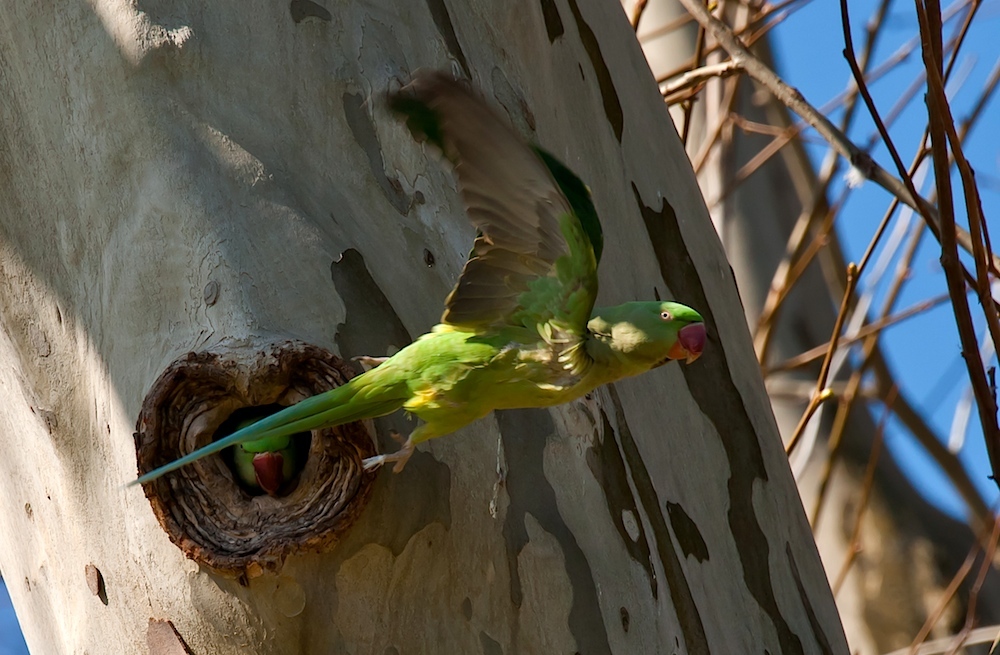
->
(0, 1), (847, 653)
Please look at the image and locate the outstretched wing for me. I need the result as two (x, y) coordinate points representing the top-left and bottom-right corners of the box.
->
(390, 72), (603, 355)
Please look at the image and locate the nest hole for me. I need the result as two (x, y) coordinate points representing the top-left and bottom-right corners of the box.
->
(134, 341), (377, 577)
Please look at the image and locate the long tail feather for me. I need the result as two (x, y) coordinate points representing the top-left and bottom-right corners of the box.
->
(130, 375), (403, 487)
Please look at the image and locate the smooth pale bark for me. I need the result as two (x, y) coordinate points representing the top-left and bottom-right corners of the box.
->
(0, 1), (847, 653)
(629, 1), (1000, 652)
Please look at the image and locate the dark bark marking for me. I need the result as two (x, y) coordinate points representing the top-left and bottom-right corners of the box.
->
(479, 631), (504, 655)
(786, 543), (835, 655)
(330, 250), (452, 556)
(330, 249), (413, 361)
(539, 0), (565, 42)
(604, 388), (710, 655)
(586, 411), (657, 598)
(425, 0), (471, 78)
(498, 408), (612, 655)
(565, 0), (623, 142)
(289, 0), (332, 23)
(342, 93), (410, 216)
(665, 502), (709, 563)
(633, 184), (805, 655)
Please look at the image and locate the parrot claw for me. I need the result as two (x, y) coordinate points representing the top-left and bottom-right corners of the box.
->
(353, 355), (390, 371)
(362, 430), (414, 473)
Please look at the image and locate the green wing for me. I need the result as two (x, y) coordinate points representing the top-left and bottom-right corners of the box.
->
(390, 72), (603, 358)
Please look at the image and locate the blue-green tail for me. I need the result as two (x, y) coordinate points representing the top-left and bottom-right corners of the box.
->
(130, 373), (405, 486)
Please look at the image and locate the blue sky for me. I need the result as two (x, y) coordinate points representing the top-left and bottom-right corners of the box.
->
(0, 578), (27, 655)
(772, 0), (1000, 517)
(1, 0), (998, 650)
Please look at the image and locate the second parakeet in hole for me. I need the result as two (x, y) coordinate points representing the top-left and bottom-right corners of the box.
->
(221, 406), (304, 495)
(133, 71), (706, 485)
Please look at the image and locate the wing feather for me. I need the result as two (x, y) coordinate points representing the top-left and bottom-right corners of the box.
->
(390, 71), (602, 373)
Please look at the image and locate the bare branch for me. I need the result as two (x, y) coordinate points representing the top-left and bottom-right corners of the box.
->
(676, 0), (999, 271)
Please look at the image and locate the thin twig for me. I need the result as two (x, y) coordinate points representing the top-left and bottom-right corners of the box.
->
(681, 11), (709, 146)
(906, 530), (985, 655)
(677, 0), (1000, 271)
(662, 60), (743, 100)
(765, 294), (950, 375)
(916, 0), (1000, 490)
(883, 624), (1000, 655)
(831, 386), (896, 596)
(786, 263), (859, 456)
(945, 512), (1000, 654)
(631, 0), (650, 31)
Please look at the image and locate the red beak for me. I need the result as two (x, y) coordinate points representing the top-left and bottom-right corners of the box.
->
(252, 452), (285, 496)
(667, 323), (706, 364)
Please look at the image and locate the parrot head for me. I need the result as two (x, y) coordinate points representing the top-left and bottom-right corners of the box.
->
(589, 301), (706, 370)
(222, 409), (304, 497)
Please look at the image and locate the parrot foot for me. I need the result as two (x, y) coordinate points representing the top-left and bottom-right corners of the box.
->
(352, 355), (390, 371)
(362, 430), (414, 473)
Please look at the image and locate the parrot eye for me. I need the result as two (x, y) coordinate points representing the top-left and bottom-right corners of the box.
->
(660, 311), (672, 321)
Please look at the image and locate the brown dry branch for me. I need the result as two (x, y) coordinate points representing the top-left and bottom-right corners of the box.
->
(691, 74), (741, 172)
(713, 0), (973, 355)
(746, 0), (894, 363)
(883, 624), (1000, 655)
(785, 263), (859, 456)
(677, 0), (1000, 274)
(907, 535), (982, 655)
(869, 355), (995, 529)
(945, 515), (1000, 653)
(753, 197), (843, 365)
(630, 0), (650, 31)
(766, 294), (951, 375)
(680, 15), (709, 145)
(915, 0), (1000, 490)
(831, 386), (896, 596)
(668, 0), (998, 531)
(661, 60), (743, 103)
(653, 0), (809, 85)
(810, 212), (928, 528)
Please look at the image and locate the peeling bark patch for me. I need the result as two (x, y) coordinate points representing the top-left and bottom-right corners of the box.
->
(425, 0), (471, 78)
(479, 631), (503, 655)
(633, 185), (805, 655)
(85, 564), (108, 605)
(587, 411), (657, 598)
(565, 0), (623, 142)
(289, 0), (332, 23)
(203, 280), (219, 306)
(498, 409), (612, 655)
(539, 0), (565, 42)
(343, 93), (410, 216)
(147, 619), (193, 655)
(605, 387), (709, 655)
(665, 502), (709, 563)
(786, 543), (835, 655)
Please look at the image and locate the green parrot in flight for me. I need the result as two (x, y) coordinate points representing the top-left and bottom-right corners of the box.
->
(133, 71), (706, 485)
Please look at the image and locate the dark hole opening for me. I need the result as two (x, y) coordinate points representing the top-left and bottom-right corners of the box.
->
(215, 404), (312, 497)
